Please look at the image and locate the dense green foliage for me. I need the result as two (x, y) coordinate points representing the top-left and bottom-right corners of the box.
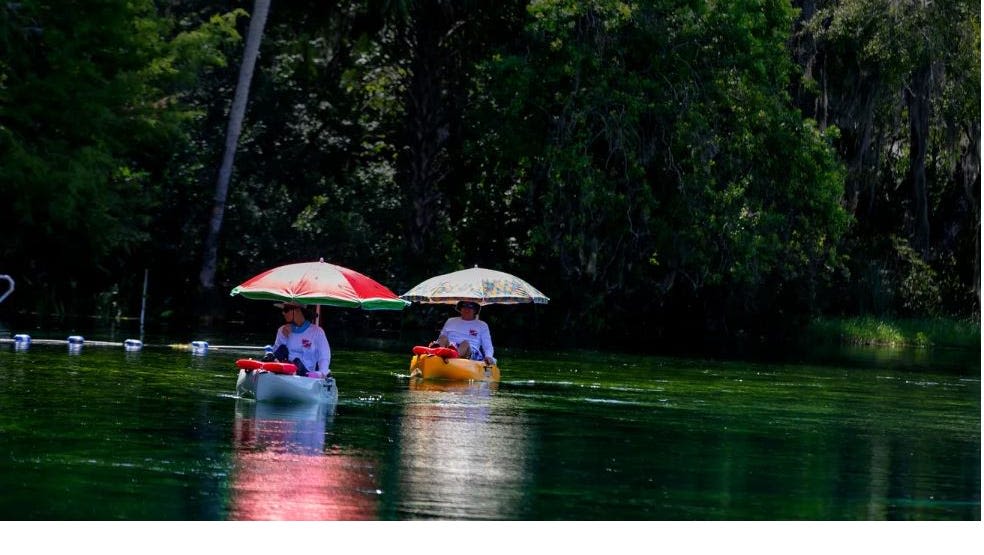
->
(792, 0), (980, 319)
(0, 0), (242, 315)
(0, 0), (978, 350)
(470, 0), (848, 343)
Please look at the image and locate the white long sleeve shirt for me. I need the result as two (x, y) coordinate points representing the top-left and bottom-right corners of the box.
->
(440, 317), (494, 361)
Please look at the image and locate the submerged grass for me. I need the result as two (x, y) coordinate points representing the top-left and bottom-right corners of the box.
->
(808, 317), (981, 349)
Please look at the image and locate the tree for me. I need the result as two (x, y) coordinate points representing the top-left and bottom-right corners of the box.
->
(0, 0), (240, 316)
(794, 0), (980, 316)
(388, 0), (527, 279)
(199, 0), (270, 302)
(469, 0), (848, 344)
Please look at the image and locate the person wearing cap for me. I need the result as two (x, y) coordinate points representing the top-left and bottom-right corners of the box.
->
(265, 302), (331, 378)
(429, 300), (495, 364)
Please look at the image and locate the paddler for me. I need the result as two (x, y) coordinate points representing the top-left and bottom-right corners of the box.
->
(262, 301), (331, 378)
(428, 300), (495, 365)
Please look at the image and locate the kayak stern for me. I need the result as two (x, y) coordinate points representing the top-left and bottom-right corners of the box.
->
(237, 370), (338, 404)
(409, 354), (500, 382)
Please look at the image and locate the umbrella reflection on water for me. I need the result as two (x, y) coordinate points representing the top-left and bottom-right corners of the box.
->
(396, 380), (532, 519)
(229, 400), (379, 520)
(408, 378), (499, 395)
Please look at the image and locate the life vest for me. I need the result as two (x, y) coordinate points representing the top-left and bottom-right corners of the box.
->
(411, 345), (459, 358)
(236, 358), (298, 375)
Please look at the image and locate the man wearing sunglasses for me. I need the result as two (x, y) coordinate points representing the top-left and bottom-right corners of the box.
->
(263, 302), (331, 378)
(429, 300), (495, 365)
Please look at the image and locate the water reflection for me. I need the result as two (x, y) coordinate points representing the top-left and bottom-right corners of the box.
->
(396, 378), (532, 519)
(0, 341), (974, 520)
(408, 378), (499, 395)
(229, 400), (379, 520)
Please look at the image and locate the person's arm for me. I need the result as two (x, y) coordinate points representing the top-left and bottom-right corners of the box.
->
(267, 327), (291, 362)
(481, 321), (494, 362)
(430, 318), (452, 346)
(316, 327), (331, 373)
(274, 327), (288, 348)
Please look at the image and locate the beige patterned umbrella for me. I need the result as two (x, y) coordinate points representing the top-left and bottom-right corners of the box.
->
(400, 266), (549, 306)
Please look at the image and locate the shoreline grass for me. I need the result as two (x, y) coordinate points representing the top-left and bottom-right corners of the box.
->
(807, 317), (981, 349)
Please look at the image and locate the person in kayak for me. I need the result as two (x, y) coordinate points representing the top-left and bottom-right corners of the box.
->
(262, 301), (331, 378)
(429, 300), (495, 364)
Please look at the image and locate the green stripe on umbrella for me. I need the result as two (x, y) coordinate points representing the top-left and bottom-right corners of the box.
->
(230, 259), (409, 311)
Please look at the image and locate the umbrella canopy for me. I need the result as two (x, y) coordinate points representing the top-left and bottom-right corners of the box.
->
(230, 259), (409, 310)
(400, 266), (549, 306)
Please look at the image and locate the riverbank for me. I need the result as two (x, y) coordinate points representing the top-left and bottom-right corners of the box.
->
(807, 317), (981, 349)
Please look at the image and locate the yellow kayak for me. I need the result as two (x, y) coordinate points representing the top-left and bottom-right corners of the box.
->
(409, 353), (500, 382)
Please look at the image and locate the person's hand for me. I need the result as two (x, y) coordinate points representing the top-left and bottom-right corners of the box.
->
(280, 324), (291, 337)
(484, 356), (494, 365)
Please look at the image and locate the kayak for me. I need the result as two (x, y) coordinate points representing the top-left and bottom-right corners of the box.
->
(408, 347), (500, 382)
(235, 359), (338, 404)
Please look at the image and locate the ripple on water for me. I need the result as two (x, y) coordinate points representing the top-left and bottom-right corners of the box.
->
(582, 398), (637, 405)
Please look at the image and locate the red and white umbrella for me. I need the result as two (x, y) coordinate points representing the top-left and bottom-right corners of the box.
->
(230, 259), (409, 311)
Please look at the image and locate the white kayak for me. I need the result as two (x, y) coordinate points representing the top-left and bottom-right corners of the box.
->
(236, 369), (338, 404)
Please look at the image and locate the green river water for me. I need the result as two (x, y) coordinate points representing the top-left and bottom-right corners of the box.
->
(0, 336), (978, 520)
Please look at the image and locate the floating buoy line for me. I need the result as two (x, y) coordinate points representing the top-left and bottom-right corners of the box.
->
(0, 334), (271, 354)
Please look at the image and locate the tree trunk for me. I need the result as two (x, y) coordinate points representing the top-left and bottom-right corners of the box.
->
(402, 1), (456, 260)
(199, 0), (271, 294)
(905, 63), (932, 260)
(961, 120), (980, 308)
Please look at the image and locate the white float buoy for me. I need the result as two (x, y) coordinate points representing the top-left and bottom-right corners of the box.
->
(67, 335), (84, 344)
(14, 334), (29, 351)
(190, 340), (208, 355)
(124, 339), (143, 351)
